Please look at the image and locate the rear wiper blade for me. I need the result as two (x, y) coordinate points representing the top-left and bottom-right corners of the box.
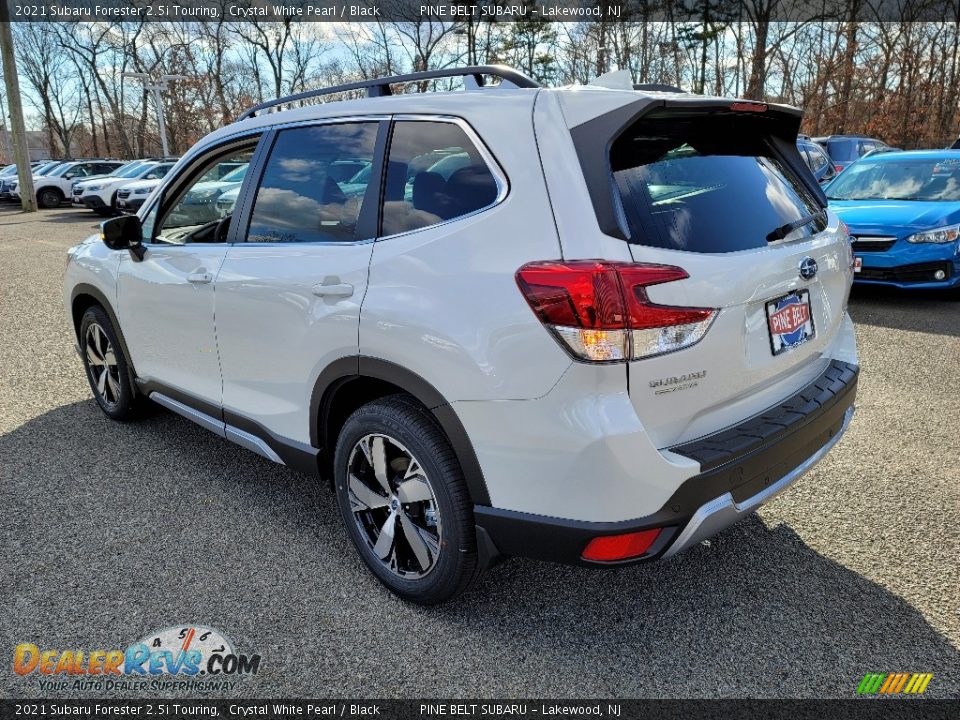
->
(766, 208), (827, 242)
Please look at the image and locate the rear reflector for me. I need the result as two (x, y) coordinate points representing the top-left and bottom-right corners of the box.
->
(582, 529), (662, 562)
(516, 261), (716, 362)
(835, 165), (844, 174)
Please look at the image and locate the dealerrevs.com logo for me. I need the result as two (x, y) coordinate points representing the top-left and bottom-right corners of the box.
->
(13, 625), (261, 693)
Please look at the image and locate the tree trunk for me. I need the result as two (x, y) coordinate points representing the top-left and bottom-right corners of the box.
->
(746, 20), (769, 99)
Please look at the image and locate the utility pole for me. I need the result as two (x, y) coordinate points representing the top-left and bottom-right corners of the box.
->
(0, 93), (13, 161)
(0, 10), (36, 212)
(122, 72), (187, 157)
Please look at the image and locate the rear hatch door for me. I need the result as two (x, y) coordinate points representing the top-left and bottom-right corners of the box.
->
(567, 98), (853, 448)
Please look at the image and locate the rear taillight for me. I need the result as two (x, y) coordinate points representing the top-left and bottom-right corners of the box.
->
(516, 260), (717, 362)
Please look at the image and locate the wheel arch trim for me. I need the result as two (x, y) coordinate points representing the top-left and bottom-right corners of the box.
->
(311, 356), (492, 506)
(70, 283), (137, 379)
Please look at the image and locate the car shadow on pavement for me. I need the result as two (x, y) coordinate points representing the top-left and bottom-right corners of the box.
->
(848, 285), (960, 338)
(2, 400), (958, 698)
(36, 210), (103, 226)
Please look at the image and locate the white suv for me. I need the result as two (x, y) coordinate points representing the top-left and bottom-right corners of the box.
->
(64, 66), (859, 604)
(20, 160), (125, 208)
(73, 161), (175, 216)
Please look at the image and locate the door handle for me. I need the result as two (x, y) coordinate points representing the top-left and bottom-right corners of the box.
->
(312, 282), (354, 298)
(187, 272), (213, 284)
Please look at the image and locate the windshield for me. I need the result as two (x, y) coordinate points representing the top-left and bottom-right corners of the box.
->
(348, 165), (371, 184)
(112, 162), (149, 179)
(826, 157), (960, 201)
(220, 165), (248, 183)
(143, 163), (173, 180)
(48, 164), (74, 177)
(611, 117), (822, 253)
(36, 162), (61, 175)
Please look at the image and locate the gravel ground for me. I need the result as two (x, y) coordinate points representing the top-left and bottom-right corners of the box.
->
(1, 205), (957, 699)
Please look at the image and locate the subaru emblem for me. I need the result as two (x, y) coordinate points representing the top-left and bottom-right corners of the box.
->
(799, 256), (818, 280)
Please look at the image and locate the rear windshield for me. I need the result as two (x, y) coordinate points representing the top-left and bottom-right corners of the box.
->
(611, 117), (822, 253)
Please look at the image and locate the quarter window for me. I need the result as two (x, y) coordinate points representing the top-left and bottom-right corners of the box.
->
(244, 123), (378, 244)
(380, 121), (499, 237)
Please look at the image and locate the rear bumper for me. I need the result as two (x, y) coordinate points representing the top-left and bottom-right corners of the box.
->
(475, 359), (859, 568)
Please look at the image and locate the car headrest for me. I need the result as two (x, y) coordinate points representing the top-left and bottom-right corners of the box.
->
(412, 171), (445, 213)
(322, 175), (347, 205)
(444, 166), (498, 215)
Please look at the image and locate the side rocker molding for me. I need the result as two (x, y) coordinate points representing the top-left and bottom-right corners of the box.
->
(311, 356), (492, 507)
(135, 379), (321, 477)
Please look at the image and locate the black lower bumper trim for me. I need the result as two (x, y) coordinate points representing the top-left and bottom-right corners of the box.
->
(118, 199), (144, 212)
(475, 359), (859, 568)
(857, 261), (953, 283)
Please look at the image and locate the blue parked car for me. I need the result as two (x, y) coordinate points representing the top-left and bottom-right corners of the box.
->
(826, 150), (960, 289)
(814, 135), (889, 175)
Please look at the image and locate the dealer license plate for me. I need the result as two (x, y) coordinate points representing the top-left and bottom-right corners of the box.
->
(766, 290), (815, 356)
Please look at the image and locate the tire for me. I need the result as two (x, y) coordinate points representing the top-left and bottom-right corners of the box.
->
(37, 187), (62, 209)
(78, 305), (140, 420)
(334, 394), (480, 604)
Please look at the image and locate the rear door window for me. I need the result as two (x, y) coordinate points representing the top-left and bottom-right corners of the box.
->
(611, 117), (823, 253)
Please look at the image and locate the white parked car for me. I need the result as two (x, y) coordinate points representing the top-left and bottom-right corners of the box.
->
(64, 66), (859, 604)
(115, 177), (164, 213)
(166, 162), (249, 226)
(73, 161), (175, 216)
(15, 160), (125, 208)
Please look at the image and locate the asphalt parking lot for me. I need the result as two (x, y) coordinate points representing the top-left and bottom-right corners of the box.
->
(1, 205), (958, 699)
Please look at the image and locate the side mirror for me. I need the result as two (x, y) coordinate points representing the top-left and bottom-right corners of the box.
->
(100, 215), (145, 260)
(64, 173), (75, 180)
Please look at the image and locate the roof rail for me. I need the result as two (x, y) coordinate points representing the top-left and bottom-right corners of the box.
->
(236, 65), (541, 121)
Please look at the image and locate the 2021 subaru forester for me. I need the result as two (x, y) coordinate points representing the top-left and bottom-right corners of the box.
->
(64, 66), (859, 604)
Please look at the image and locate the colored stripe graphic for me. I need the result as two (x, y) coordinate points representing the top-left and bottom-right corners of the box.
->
(858, 673), (933, 695)
(857, 674), (886, 694)
(879, 674), (896, 693)
(913, 674), (934, 694)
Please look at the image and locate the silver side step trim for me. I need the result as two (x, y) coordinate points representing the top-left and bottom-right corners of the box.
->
(149, 392), (285, 466)
(151, 392), (225, 437)
(662, 405), (855, 559)
(224, 426), (284, 464)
